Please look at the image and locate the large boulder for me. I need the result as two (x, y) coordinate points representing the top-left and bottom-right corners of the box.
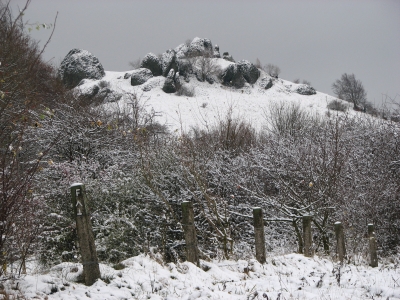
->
(130, 68), (153, 86)
(174, 43), (189, 59)
(160, 49), (177, 77)
(295, 84), (316, 95)
(162, 69), (176, 93)
(186, 37), (213, 58)
(222, 52), (235, 62)
(221, 64), (246, 89)
(237, 60), (260, 84)
(140, 53), (162, 76)
(58, 49), (105, 89)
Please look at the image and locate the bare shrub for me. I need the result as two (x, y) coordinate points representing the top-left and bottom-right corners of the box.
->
(128, 57), (141, 69)
(254, 58), (261, 69)
(0, 0), (60, 276)
(187, 53), (218, 83)
(327, 99), (348, 112)
(264, 101), (321, 137)
(263, 63), (281, 77)
(190, 110), (258, 154)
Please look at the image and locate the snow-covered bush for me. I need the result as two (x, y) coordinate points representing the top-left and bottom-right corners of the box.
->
(327, 99), (348, 112)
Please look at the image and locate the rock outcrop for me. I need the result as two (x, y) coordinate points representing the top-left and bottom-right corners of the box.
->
(213, 45), (221, 58)
(140, 53), (162, 76)
(58, 49), (105, 89)
(222, 52), (235, 63)
(237, 60), (260, 84)
(221, 64), (246, 88)
(160, 49), (178, 77)
(186, 37), (213, 58)
(295, 84), (316, 95)
(130, 68), (153, 86)
(162, 69), (177, 93)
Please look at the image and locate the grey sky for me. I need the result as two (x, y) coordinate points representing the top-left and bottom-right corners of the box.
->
(12, 0), (400, 106)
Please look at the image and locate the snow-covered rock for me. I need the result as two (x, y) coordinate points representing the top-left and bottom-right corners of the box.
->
(162, 69), (176, 93)
(58, 49), (105, 88)
(237, 60), (260, 84)
(213, 45), (221, 58)
(186, 37), (213, 57)
(223, 51), (235, 62)
(130, 68), (153, 86)
(295, 84), (317, 95)
(160, 49), (177, 77)
(221, 63), (246, 88)
(140, 52), (162, 76)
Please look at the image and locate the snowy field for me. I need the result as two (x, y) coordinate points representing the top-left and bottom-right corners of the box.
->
(3, 253), (400, 299)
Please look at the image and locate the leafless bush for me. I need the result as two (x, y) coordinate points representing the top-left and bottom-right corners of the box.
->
(128, 57), (141, 69)
(264, 101), (321, 137)
(190, 110), (258, 155)
(254, 58), (262, 69)
(263, 63), (281, 77)
(187, 54), (218, 83)
(0, 0), (60, 277)
(327, 99), (348, 112)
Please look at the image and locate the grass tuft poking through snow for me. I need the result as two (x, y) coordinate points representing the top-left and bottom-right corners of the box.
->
(2, 253), (399, 299)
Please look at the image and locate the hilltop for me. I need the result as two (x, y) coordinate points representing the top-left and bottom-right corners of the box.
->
(59, 37), (347, 133)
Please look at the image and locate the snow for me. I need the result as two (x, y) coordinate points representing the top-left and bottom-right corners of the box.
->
(78, 65), (343, 134)
(6, 254), (400, 299)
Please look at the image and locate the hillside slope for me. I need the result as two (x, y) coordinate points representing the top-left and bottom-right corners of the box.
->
(77, 65), (345, 133)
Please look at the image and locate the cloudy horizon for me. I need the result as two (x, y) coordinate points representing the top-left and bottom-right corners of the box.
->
(11, 0), (400, 106)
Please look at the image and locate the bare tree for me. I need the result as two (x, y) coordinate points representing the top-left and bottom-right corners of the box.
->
(254, 58), (262, 69)
(187, 53), (218, 83)
(128, 57), (141, 69)
(263, 63), (281, 78)
(332, 73), (367, 109)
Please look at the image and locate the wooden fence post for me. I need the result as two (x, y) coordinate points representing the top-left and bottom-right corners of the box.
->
(253, 207), (266, 264)
(302, 216), (313, 257)
(334, 222), (346, 263)
(368, 223), (378, 267)
(181, 201), (199, 267)
(71, 183), (101, 285)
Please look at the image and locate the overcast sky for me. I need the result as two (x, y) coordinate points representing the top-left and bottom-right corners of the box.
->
(12, 0), (400, 106)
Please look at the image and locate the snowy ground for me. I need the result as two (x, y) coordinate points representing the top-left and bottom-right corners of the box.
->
(3, 253), (400, 299)
(78, 65), (347, 134)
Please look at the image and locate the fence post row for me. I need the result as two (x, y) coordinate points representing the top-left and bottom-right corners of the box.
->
(368, 223), (378, 267)
(181, 201), (200, 267)
(253, 207), (266, 264)
(334, 222), (346, 263)
(302, 216), (313, 257)
(70, 183), (101, 285)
